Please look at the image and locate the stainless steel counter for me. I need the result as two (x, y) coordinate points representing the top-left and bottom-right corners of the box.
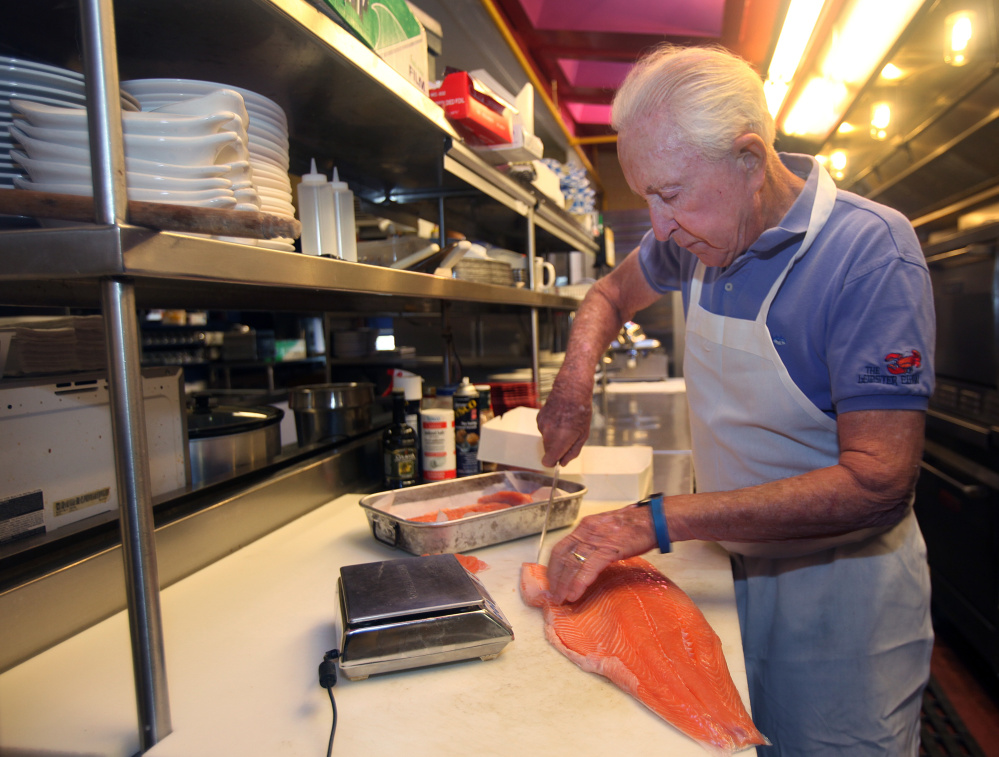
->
(589, 381), (693, 497)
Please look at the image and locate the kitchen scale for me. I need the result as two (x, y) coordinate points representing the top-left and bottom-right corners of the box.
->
(337, 554), (514, 681)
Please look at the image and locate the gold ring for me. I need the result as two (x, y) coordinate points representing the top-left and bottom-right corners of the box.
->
(572, 551), (587, 563)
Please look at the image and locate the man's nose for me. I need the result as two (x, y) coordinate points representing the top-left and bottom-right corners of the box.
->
(650, 207), (678, 242)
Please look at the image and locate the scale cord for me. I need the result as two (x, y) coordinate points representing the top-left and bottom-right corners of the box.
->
(318, 649), (340, 756)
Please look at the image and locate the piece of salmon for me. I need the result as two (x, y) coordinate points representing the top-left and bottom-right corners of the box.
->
(520, 558), (767, 754)
(409, 501), (513, 522)
(476, 490), (534, 506)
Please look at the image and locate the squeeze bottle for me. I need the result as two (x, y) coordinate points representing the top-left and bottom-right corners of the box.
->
(298, 158), (335, 256)
(330, 167), (358, 262)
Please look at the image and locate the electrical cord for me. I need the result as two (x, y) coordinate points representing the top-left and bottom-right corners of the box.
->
(318, 649), (340, 756)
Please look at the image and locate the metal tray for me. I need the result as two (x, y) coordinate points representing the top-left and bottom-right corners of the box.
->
(358, 471), (586, 555)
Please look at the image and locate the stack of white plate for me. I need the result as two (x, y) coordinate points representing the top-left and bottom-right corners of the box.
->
(122, 79), (295, 251)
(0, 55), (139, 189)
(8, 98), (252, 212)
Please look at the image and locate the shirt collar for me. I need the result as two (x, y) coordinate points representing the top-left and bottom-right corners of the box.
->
(743, 152), (820, 260)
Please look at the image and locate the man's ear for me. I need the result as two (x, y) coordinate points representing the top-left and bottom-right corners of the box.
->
(732, 133), (767, 192)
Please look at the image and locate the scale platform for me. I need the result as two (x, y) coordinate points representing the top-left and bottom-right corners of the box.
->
(337, 553), (514, 681)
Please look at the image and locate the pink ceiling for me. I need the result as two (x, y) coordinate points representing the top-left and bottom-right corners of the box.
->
(493, 0), (785, 139)
(557, 58), (634, 90)
(517, 0), (726, 38)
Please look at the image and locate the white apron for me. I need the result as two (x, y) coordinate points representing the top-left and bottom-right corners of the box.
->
(683, 165), (933, 756)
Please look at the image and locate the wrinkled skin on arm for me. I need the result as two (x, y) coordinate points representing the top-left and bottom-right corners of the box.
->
(537, 250), (663, 467)
(545, 409), (925, 604)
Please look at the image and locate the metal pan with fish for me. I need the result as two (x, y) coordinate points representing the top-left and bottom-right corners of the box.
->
(358, 470), (586, 555)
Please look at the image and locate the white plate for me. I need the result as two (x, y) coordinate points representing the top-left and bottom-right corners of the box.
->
(0, 80), (86, 106)
(0, 66), (85, 97)
(248, 129), (287, 157)
(0, 57), (83, 81)
(248, 119), (287, 145)
(0, 90), (85, 113)
(257, 238), (296, 251)
(260, 198), (295, 216)
(122, 79), (287, 126)
(11, 99), (239, 137)
(248, 139), (288, 168)
(14, 175), (237, 206)
(257, 186), (293, 202)
(252, 172), (291, 192)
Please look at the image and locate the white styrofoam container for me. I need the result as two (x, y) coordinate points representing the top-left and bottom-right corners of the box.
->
(0, 367), (189, 543)
(478, 406), (653, 502)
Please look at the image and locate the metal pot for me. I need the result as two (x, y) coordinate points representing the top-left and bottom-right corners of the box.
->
(187, 396), (283, 486)
(288, 382), (375, 446)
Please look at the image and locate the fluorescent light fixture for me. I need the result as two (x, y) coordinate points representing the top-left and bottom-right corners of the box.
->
(945, 10), (975, 66)
(764, 0), (828, 117)
(779, 0), (922, 141)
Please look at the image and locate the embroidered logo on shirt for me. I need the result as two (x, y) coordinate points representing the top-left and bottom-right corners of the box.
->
(857, 350), (922, 386)
(884, 349), (921, 375)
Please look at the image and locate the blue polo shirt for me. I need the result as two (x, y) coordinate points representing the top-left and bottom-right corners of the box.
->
(638, 153), (935, 417)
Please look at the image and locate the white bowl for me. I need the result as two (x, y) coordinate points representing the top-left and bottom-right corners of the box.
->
(150, 89), (249, 130)
(11, 99), (240, 137)
(10, 150), (233, 191)
(122, 79), (287, 127)
(14, 175), (238, 206)
(11, 123), (246, 166)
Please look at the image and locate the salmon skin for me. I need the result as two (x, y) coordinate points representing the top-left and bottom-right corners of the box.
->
(520, 558), (767, 754)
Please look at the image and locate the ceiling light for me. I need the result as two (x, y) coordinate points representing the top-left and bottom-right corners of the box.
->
(764, 0), (828, 118)
(778, 0), (922, 142)
(880, 63), (904, 80)
(945, 10), (975, 66)
(870, 101), (891, 140)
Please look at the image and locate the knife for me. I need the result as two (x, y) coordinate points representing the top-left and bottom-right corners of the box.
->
(536, 463), (560, 564)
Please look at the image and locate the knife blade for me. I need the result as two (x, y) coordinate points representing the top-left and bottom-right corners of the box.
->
(536, 463), (560, 564)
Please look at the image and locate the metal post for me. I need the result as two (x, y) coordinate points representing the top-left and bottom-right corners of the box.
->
(526, 205), (541, 401)
(101, 280), (172, 751)
(81, 0), (170, 749)
(80, 0), (126, 223)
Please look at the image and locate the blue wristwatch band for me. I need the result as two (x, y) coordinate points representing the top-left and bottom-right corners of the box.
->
(637, 492), (671, 553)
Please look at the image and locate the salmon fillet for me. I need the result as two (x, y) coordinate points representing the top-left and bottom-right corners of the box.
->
(520, 558), (767, 754)
(409, 501), (513, 522)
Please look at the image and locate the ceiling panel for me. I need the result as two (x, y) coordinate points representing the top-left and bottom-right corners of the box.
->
(491, 0), (786, 140)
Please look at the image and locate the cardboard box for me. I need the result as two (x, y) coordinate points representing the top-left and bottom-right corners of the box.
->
(478, 406), (653, 501)
(320, 0), (429, 92)
(0, 367), (189, 544)
(429, 71), (513, 147)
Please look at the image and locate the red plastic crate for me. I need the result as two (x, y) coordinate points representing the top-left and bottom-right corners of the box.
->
(489, 381), (538, 415)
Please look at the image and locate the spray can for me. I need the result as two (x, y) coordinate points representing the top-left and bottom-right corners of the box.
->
(453, 378), (480, 477)
(475, 384), (496, 472)
(420, 407), (456, 481)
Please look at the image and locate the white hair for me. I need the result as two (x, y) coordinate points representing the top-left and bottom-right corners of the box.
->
(611, 44), (775, 161)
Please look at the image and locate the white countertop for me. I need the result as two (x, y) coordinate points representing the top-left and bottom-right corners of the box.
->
(0, 491), (754, 757)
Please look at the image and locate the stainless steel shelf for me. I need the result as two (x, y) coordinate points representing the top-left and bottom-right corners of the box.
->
(0, 225), (584, 312)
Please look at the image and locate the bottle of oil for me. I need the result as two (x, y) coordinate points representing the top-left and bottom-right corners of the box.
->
(383, 389), (418, 488)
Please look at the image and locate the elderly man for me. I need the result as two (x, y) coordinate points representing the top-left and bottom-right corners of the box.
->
(537, 44), (935, 756)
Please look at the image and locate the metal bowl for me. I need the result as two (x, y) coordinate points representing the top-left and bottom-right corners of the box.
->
(288, 382), (375, 446)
